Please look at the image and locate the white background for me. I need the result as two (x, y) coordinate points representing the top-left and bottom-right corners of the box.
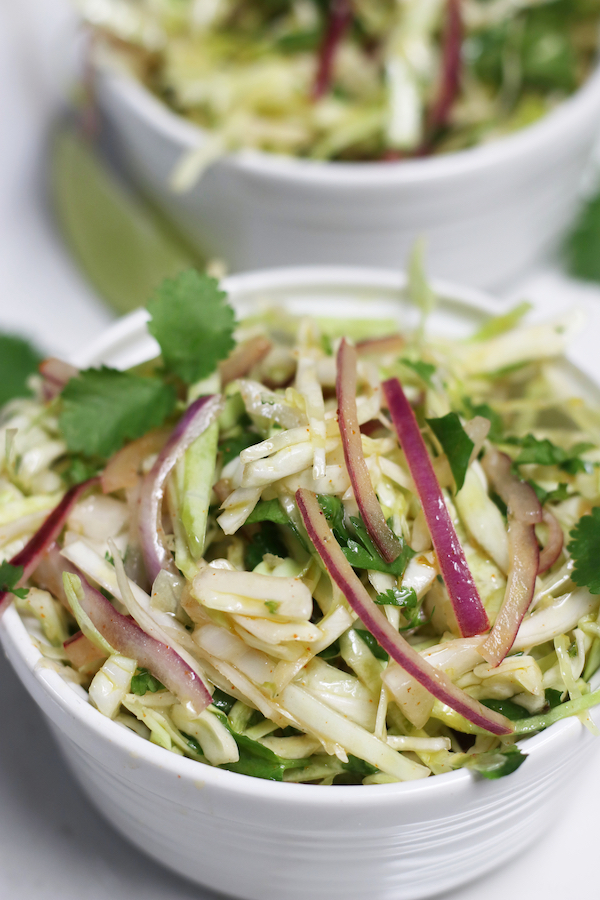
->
(2, 2), (600, 897)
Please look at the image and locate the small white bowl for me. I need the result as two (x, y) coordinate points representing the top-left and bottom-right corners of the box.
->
(95, 63), (600, 288)
(1, 267), (599, 900)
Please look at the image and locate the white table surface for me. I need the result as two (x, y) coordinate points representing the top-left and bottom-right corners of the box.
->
(2, 2), (600, 898)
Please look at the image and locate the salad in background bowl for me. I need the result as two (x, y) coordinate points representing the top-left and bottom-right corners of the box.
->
(72, 0), (600, 286)
(1, 265), (600, 899)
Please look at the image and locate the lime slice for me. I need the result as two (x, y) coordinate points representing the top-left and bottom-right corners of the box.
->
(51, 125), (205, 315)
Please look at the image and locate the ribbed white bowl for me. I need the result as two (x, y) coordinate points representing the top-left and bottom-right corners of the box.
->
(95, 63), (600, 288)
(1, 267), (599, 900)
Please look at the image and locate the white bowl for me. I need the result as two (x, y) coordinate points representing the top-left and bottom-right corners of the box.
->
(1, 267), (599, 900)
(95, 63), (600, 288)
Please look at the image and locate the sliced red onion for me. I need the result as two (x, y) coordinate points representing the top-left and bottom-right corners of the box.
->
(296, 488), (512, 735)
(101, 427), (170, 494)
(356, 335), (406, 357)
(138, 394), (223, 582)
(428, 0), (462, 133)
(480, 448), (543, 664)
(218, 336), (272, 386)
(59, 556), (211, 714)
(39, 357), (79, 402)
(0, 478), (98, 616)
(481, 448), (542, 526)
(481, 517), (539, 667)
(337, 339), (401, 563)
(538, 509), (564, 574)
(382, 378), (489, 638)
(313, 0), (353, 99)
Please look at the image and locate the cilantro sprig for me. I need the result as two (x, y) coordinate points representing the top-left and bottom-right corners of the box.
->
(0, 335), (41, 407)
(147, 270), (236, 383)
(374, 586), (430, 631)
(130, 668), (164, 695)
(568, 507), (600, 594)
(510, 434), (594, 474)
(0, 561), (28, 600)
(317, 495), (414, 576)
(59, 367), (176, 459)
(426, 412), (474, 492)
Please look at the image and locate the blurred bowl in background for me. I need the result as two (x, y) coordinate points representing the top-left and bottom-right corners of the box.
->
(95, 62), (600, 289)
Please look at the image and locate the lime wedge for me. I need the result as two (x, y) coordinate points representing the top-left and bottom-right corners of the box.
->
(51, 125), (204, 315)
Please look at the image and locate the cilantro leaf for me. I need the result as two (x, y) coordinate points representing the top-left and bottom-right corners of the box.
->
(527, 480), (570, 505)
(544, 688), (564, 709)
(59, 367), (176, 459)
(462, 399), (504, 443)
(219, 432), (261, 466)
(0, 335), (41, 407)
(245, 499), (289, 525)
(463, 745), (527, 780)
(245, 522), (288, 570)
(0, 561), (28, 600)
(568, 507), (600, 594)
(512, 434), (594, 474)
(147, 270), (236, 383)
(355, 628), (389, 661)
(566, 189), (600, 283)
(401, 358), (436, 386)
(61, 456), (103, 487)
(130, 668), (165, 695)
(480, 698), (530, 720)
(426, 412), (474, 492)
(316, 496), (414, 576)
(209, 688), (237, 715)
(374, 586), (429, 631)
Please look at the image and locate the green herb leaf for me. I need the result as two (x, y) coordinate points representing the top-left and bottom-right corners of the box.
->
(426, 412), (474, 492)
(223, 732), (309, 781)
(464, 745), (527, 780)
(568, 507), (600, 594)
(59, 367), (176, 459)
(342, 754), (378, 776)
(316, 495), (414, 576)
(246, 499), (289, 525)
(0, 335), (41, 407)
(511, 434), (594, 474)
(355, 628), (389, 661)
(130, 667), (164, 695)
(567, 190), (600, 283)
(374, 586), (429, 631)
(219, 432), (262, 466)
(527, 480), (570, 505)
(147, 270), (236, 383)
(245, 522), (288, 570)
(401, 358), (436, 386)
(462, 399), (504, 443)
(61, 456), (103, 487)
(0, 561), (28, 600)
(480, 698), (530, 720)
(209, 688), (237, 715)
(317, 638), (340, 660)
(544, 688), (564, 709)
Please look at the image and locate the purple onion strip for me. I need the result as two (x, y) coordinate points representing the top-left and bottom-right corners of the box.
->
(337, 339), (401, 563)
(57, 551), (211, 713)
(296, 488), (512, 735)
(0, 477), (98, 617)
(313, 0), (353, 99)
(382, 378), (489, 638)
(138, 394), (223, 582)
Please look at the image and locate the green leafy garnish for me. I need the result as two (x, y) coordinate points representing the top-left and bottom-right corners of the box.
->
(510, 434), (594, 474)
(130, 668), (165, 695)
(219, 432), (261, 466)
(374, 586), (429, 631)
(222, 732), (309, 782)
(527, 480), (570, 505)
(462, 399), (504, 443)
(400, 358), (436, 386)
(342, 755), (378, 776)
(246, 499), (289, 525)
(264, 600), (279, 614)
(480, 698), (530, 720)
(317, 638), (340, 660)
(0, 561), (28, 599)
(147, 270), (236, 383)
(426, 412), (474, 492)
(209, 688), (237, 715)
(568, 507), (600, 594)
(0, 335), (41, 407)
(61, 456), (103, 487)
(59, 367), (176, 459)
(355, 629), (389, 661)
(462, 745), (527, 780)
(245, 522), (288, 570)
(544, 688), (564, 709)
(316, 495), (414, 576)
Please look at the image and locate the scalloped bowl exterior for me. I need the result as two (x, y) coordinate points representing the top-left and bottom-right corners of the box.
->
(95, 64), (600, 288)
(1, 268), (599, 900)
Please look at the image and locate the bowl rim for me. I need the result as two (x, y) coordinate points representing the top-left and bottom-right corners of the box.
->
(96, 53), (600, 187)
(0, 264), (594, 807)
